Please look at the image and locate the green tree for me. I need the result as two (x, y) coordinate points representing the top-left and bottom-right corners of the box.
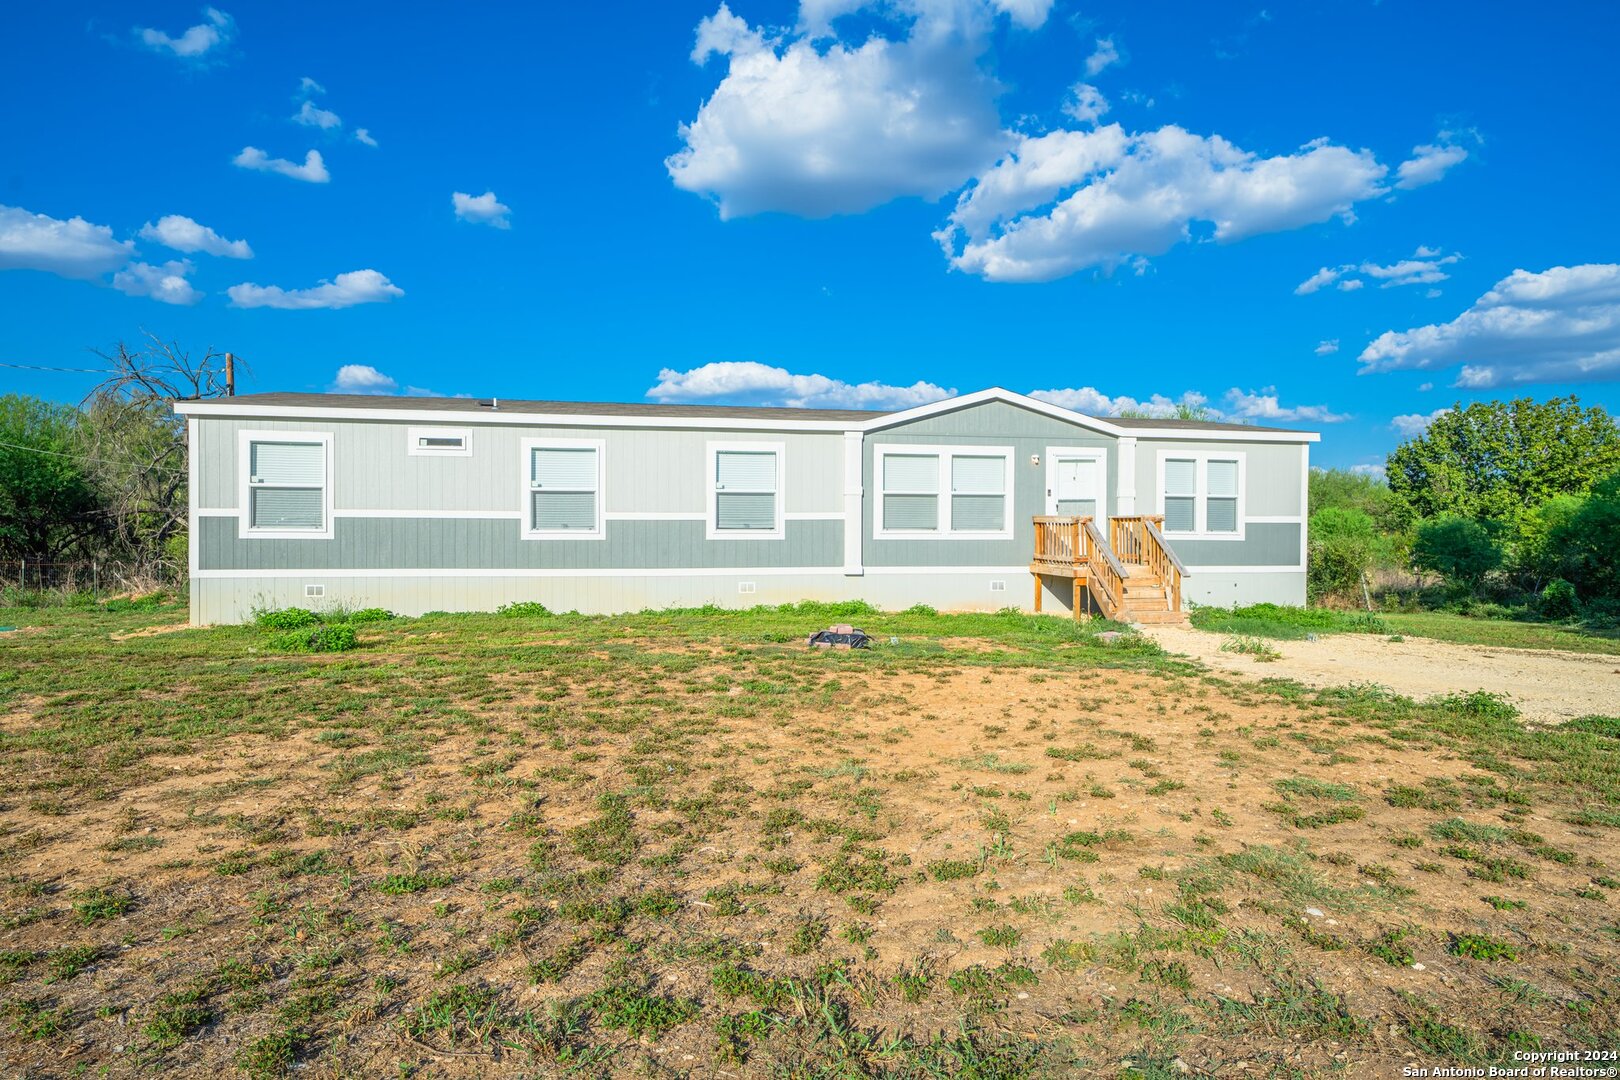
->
(1546, 470), (1620, 601)
(1307, 507), (1386, 606)
(1308, 467), (1401, 528)
(1410, 515), (1503, 594)
(1386, 397), (1620, 529)
(1515, 494), (1584, 588)
(0, 395), (105, 562)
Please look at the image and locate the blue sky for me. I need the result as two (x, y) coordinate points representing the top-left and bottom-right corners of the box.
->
(3, 1), (1618, 471)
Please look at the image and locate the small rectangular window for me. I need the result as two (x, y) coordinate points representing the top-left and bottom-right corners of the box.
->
(407, 427), (472, 456)
(1206, 459), (1239, 533)
(248, 439), (327, 532)
(950, 454), (1006, 532)
(1163, 458), (1197, 533)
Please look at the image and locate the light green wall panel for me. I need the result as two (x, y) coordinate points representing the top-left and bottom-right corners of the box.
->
(1163, 523), (1301, 566)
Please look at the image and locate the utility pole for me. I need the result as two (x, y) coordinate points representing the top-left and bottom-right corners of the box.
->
(225, 352), (236, 397)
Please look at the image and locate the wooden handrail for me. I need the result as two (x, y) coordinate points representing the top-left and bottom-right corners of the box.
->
(1108, 515), (1187, 613)
(1081, 518), (1126, 619)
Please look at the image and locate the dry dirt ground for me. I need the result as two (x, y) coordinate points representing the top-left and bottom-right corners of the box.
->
(1, 613), (1617, 1079)
(1144, 625), (1620, 724)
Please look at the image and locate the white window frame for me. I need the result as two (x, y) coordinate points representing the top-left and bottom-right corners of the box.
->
(872, 444), (1015, 541)
(407, 426), (473, 457)
(706, 441), (785, 541)
(1155, 450), (1246, 540)
(521, 438), (606, 541)
(238, 430), (334, 540)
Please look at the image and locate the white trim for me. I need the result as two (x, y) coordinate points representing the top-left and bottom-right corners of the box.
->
(1155, 450), (1247, 541)
(1181, 564), (1305, 574)
(237, 429), (334, 540)
(784, 511), (844, 521)
(197, 506), (237, 517)
(340, 508), (521, 520)
(406, 426), (473, 457)
(842, 430), (864, 576)
(1116, 437), (1137, 515)
(1245, 515), (1304, 524)
(521, 438), (606, 541)
(706, 440), (786, 541)
(1044, 446), (1108, 528)
(174, 388), (1320, 442)
(187, 419), (199, 578)
(872, 443), (1014, 541)
(193, 564), (1040, 580)
(604, 511), (706, 522)
(1299, 442), (1311, 569)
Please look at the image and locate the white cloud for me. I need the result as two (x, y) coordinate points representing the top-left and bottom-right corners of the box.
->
(227, 269), (403, 310)
(1348, 462), (1386, 478)
(666, 1), (1020, 219)
(451, 191), (512, 229)
(112, 260), (202, 306)
(354, 128), (379, 148)
(137, 6), (232, 59)
(648, 361), (954, 409)
(1084, 36), (1121, 77)
(0, 204), (134, 279)
(294, 99), (342, 130)
(1299, 247), (1461, 294)
(1223, 387), (1349, 423)
(1395, 139), (1469, 190)
(1029, 386), (1211, 418)
(329, 364), (439, 396)
(1062, 82), (1109, 125)
(1359, 263), (1620, 387)
(1315, 339), (1339, 355)
(233, 147), (329, 183)
(138, 214), (252, 259)
(939, 124), (1388, 283)
(299, 76), (326, 95)
(1294, 266), (1339, 295)
(1390, 407), (1452, 438)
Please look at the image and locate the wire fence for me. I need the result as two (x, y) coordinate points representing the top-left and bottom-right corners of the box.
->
(0, 560), (180, 594)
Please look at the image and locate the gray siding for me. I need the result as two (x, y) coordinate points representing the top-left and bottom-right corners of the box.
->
(1164, 523), (1300, 566)
(198, 516), (842, 571)
(863, 401), (1115, 568)
(195, 417), (844, 515)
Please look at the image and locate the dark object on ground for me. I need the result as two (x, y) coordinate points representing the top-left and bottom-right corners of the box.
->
(808, 624), (872, 650)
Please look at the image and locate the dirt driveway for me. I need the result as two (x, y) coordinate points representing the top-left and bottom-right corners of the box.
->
(1144, 625), (1620, 723)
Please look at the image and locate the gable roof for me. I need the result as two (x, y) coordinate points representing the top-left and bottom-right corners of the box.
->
(173, 388), (1319, 441)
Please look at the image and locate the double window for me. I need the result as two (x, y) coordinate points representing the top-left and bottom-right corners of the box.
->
(875, 445), (1013, 539)
(707, 443), (784, 539)
(240, 432), (332, 539)
(522, 439), (604, 539)
(1160, 452), (1243, 537)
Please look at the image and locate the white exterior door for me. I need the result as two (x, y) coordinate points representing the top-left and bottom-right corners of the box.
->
(1047, 452), (1104, 523)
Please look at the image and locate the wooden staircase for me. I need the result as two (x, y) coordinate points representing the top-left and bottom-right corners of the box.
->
(1030, 515), (1188, 625)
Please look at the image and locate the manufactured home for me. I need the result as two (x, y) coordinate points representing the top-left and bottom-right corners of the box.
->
(175, 388), (1317, 624)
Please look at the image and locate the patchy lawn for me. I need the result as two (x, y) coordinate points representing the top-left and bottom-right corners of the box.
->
(1380, 611), (1620, 656)
(1, 602), (1617, 1077)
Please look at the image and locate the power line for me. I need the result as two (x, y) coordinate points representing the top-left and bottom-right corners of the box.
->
(0, 361), (118, 374)
(0, 439), (187, 475)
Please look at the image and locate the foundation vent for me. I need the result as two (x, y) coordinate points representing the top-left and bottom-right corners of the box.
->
(738, 582), (757, 595)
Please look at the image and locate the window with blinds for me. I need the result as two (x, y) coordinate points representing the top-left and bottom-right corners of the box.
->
(248, 440), (326, 531)
(1206, 459), (1239, 533)
(714, 450), (778, 532)
(951, 454), (1005, 531)
(882, 453), (939, 531)
(529, 446), (599, 532)
(876, 447), (1011, 536)
(1163, 458), (1197, 533)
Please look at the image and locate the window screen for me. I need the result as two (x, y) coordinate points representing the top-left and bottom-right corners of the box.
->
(530, 447), (598, 531)
(1163, 458), (1196, 533)
(881, 453), (938, 531)
(715, 450), (777, 531)
(950, 455), (1005, 532)
(248, 441), (325, 530)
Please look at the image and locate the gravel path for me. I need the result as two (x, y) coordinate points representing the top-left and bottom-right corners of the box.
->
(1143, 625), (1620, 724)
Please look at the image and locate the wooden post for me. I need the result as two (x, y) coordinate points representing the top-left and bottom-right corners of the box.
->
(1033, 575), (1042, 613)
(1072, 578), (1081, 621)
(225, 352), (236, 396)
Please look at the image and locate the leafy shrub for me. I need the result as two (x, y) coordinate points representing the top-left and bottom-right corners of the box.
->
(1307, 507), (1387, 604)
(266, 624), (359, 653)
(254, 606), (318, 630)
(496, 601), (550, 617)
(1539, 579), (1578, 619)
(1411, 516), (1503, 595)
(343, 607), (395, 624)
